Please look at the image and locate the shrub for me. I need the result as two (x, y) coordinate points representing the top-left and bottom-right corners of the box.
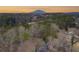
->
(22, 32), (30, 40)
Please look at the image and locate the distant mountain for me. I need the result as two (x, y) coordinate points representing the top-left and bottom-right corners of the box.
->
(32, 10), (46, 15)
(64, 12), (79, 15)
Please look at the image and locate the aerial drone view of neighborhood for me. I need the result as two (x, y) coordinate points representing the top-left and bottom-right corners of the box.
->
(0, 6), (79, 52)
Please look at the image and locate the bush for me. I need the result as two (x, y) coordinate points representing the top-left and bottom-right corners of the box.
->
(22, 32), (30, 40)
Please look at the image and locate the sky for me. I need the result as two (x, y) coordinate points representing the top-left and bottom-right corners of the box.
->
(0, 6), (79, 13)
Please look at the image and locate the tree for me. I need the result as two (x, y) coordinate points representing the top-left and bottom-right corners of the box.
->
(37, 20), (57, 51)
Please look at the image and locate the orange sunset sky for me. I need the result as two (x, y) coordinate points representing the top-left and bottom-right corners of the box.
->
(0, 6), (79, 13)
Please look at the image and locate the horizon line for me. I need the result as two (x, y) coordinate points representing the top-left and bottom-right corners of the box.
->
(0, 11), (78, 13)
